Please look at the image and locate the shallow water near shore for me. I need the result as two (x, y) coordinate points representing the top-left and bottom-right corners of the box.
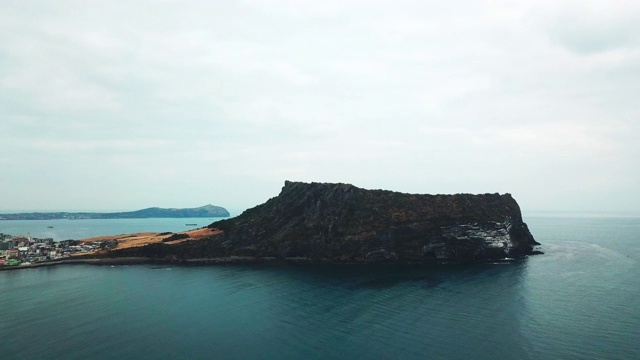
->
(1, 215), (639, 359)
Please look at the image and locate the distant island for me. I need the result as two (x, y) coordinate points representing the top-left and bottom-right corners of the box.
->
(0, 205), (230, 220)
(100, 181), (540, 264)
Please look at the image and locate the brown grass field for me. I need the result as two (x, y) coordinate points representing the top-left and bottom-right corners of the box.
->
(80, 227), (221, 250)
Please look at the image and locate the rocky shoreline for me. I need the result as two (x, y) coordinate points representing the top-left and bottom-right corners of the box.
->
(1, 252), (543, 271)
(0, 257), (154, 271)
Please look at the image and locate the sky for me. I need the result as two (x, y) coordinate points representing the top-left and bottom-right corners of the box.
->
(1, 0), (639, 214)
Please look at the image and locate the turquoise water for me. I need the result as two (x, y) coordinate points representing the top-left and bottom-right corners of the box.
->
(0, 216), (235, 240)
(1, 216), (639, 359)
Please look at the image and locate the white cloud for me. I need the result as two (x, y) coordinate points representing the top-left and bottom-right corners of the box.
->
(0, 0), (638, 212)
(540, 0), (640, 54)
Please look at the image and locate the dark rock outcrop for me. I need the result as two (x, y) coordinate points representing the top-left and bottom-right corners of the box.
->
(162, 233), (190, 242)
(107, 181), (539, 264)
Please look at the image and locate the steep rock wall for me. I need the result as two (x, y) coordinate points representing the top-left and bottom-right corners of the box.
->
(108, 181), (539, 263)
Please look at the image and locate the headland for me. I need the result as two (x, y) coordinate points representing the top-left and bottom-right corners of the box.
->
(2, 181), (541, 269)
(98, 181), (541, 264)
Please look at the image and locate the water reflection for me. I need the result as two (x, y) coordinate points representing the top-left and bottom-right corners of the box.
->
(1, 261), (533, 360)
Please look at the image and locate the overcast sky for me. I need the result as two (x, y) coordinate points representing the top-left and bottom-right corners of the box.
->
(1, 0), (639, 214)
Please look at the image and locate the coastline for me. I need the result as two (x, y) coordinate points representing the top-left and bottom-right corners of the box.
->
(0, 253), (537, 271)
(0, 257), (153, 271)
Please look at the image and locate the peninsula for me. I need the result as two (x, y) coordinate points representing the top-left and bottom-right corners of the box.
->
(101, 181), (540, 264)
(0, 204), (230, 220)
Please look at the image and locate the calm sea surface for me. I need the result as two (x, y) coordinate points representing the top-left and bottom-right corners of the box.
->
(0, 216), (237, 240)
(1, 215), (639, 359)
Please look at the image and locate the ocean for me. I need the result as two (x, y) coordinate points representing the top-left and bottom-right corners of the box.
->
(0, 216), (233, 241)
(1, 215), (639, 359)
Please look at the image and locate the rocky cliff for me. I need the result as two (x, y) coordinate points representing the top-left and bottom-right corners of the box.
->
(106, 181), (539, 264)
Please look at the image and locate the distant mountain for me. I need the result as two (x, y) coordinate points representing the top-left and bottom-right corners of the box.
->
(0, 205), (230, 220)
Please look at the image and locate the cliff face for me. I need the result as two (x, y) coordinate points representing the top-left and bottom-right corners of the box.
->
(109, 181), (538, 263)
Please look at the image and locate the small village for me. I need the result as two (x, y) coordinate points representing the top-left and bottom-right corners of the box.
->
(0, 233), (116, 267)
(0, 227), (217, 268)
